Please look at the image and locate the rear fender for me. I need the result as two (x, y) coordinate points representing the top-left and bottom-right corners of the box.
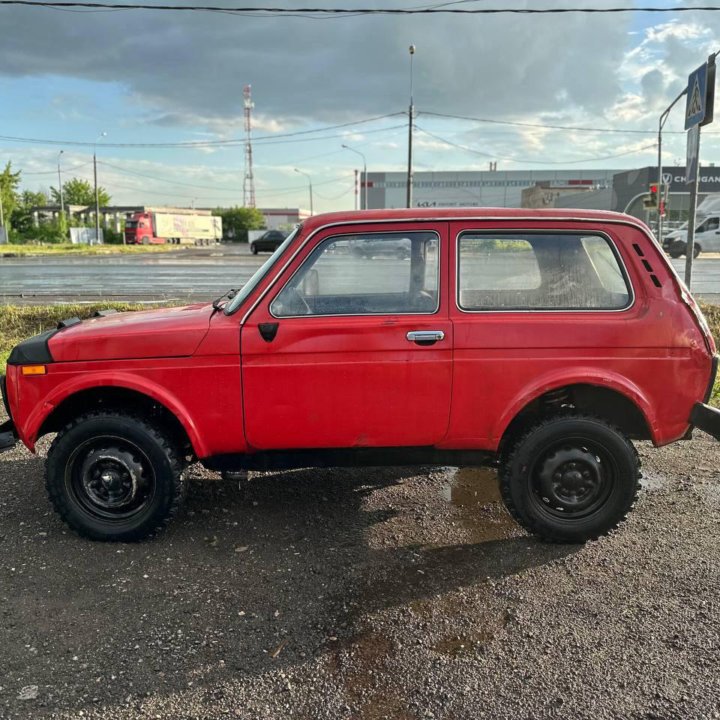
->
(493, 369), (656, 447)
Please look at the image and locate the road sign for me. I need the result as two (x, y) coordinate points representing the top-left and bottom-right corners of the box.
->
(686, 62), (708, 129)
(687, 124), (700, 184)
(685, 57), (716, 129)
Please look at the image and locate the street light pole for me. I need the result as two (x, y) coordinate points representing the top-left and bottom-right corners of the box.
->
(657, 87), (687, 246)
(406, 44), (415, 209)
(93, 131), (106, 244)
(57, 150), (65, 220)
(342, 144), (367, 209)
(294, 168), (314, 215)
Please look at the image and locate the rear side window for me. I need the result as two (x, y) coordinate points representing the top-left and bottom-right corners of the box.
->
(458, 232), (631, 311)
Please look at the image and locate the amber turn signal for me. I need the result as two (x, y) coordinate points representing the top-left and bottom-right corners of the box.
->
(21, 365), (47, 376)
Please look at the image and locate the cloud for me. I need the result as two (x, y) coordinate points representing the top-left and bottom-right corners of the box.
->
(0, 0), (649, 130)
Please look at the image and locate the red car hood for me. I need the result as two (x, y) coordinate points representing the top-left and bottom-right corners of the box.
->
(49, 304), (214, 362)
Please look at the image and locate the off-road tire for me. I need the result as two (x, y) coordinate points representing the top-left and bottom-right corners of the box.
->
(45, 411), (186, 541)
(500, 415), (640, 543)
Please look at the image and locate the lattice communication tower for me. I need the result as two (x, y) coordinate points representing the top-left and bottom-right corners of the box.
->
(243, 84), (256, 208)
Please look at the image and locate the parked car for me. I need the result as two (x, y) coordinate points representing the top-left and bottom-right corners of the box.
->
(250, 230), (287, 255)
(2, 208), (718, 544)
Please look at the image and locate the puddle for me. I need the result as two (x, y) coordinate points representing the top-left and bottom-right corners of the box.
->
(441, 467), (519, 542)
(433, 628), (494, 657)
(328, 631), (415, 720)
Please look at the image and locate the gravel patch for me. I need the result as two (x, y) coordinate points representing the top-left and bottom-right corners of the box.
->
(1, 432), (719, 719)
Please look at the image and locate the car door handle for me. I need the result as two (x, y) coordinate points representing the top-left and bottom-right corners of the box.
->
(406, 330), (445, 345)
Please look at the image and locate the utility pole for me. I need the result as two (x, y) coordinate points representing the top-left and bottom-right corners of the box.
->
(684, 52), (716, 288)
(0, 187), (5, 242)
(57, 150), (65, 221)
(685, 125), (701, 287)
(406, 44), (415, 209)
(294, 168), (313, 215)
(342, 144), (367, 209)
(93, 131), (106, 245)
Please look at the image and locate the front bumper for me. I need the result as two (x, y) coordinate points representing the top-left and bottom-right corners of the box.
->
(690, 403), (720, 441)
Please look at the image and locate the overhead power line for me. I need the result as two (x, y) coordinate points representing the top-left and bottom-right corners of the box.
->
(0, 113), (403, 148)
(3, 2), (720, 14)
(420, 110), (716, 136)
(414, 125), (658, 165)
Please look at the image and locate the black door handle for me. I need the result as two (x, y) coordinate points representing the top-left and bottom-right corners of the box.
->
(258, 323), (279, 342)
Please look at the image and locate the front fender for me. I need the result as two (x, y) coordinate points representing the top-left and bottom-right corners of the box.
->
(21, 372), (207, 457)
(492, 368), (657, 447)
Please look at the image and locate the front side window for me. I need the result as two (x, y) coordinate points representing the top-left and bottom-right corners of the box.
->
(271, 231), (439, 317)
(458, 232), (631, 311)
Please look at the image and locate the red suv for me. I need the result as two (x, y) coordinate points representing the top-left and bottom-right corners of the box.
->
(2, 209), (718, 543)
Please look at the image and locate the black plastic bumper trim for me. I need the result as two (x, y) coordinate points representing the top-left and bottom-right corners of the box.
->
(690, 402), (720, 441)
(6, 329), (56, 365)
(704, 355), (719, 404)
(1, 374), (11, 419)
(0, 419), (17, 453)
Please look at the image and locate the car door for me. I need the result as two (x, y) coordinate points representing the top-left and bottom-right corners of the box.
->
(241, 223), (452, 450)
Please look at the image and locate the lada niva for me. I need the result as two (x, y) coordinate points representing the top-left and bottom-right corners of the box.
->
(2, 209), (719, 543)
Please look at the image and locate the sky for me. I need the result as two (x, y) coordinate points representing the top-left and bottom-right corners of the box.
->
(1, 0), (720, 213)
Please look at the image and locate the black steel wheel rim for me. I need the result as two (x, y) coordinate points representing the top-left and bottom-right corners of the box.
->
(65, 435), (157, 521)
(527, 435), (617, 520)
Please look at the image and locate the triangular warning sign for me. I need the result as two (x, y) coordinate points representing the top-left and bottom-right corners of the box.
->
(688, 76), (704, 119)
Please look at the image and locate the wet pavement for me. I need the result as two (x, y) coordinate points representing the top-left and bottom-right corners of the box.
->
(2, 246), (720, 304)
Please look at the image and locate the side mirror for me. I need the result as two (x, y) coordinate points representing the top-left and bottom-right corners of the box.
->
(303, 269), (320, 297)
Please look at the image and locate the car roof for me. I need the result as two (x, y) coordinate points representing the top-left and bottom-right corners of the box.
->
(301, 207), (647, 232)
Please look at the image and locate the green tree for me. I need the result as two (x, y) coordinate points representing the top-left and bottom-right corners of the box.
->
(11, 190), (49, 236)
(213, 206), (265, 242)
(0, 161), (21, 228)
(50, 177), (111, 207)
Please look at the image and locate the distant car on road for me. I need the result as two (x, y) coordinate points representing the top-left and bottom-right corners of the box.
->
(250, 230), (287, 255)
(663, 215), (720, 258)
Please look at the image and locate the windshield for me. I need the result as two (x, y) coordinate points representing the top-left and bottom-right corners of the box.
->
(224, 226), (300, 314)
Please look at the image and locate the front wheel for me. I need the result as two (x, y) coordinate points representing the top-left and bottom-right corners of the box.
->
(500, 416), (639, 543)
(46, 412), (186, 541)
(250, 243), (258, 255)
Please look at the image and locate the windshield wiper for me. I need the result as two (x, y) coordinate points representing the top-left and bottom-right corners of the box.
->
(212, 288), (238, 314)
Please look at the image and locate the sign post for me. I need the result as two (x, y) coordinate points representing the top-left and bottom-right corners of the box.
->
(684, 54), (716, 288)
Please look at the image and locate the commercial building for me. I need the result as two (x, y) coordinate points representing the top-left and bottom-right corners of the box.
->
(363, 170), (618, 210)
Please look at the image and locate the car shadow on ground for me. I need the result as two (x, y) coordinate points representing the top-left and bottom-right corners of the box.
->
(0, 455), (578, 717)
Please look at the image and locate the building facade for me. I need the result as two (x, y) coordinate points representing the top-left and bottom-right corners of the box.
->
(363, 170), (619, 210)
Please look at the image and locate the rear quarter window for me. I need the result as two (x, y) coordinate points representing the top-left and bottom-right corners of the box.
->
(458, 232), (632, 311)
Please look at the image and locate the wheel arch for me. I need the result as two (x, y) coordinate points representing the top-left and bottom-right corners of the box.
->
(29, 376), (205, 457)
(495, 375), (656, 458)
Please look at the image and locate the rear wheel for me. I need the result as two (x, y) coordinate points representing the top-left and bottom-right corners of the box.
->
(694, 244), (701, 259)
(46, 412), (186, 541)
(500, 415), (639, 543)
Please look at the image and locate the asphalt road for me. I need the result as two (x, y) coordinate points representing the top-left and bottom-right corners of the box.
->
(1, 246), (720, 304)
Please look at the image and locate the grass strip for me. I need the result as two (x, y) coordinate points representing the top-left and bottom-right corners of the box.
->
(1, 244), (182, 257)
